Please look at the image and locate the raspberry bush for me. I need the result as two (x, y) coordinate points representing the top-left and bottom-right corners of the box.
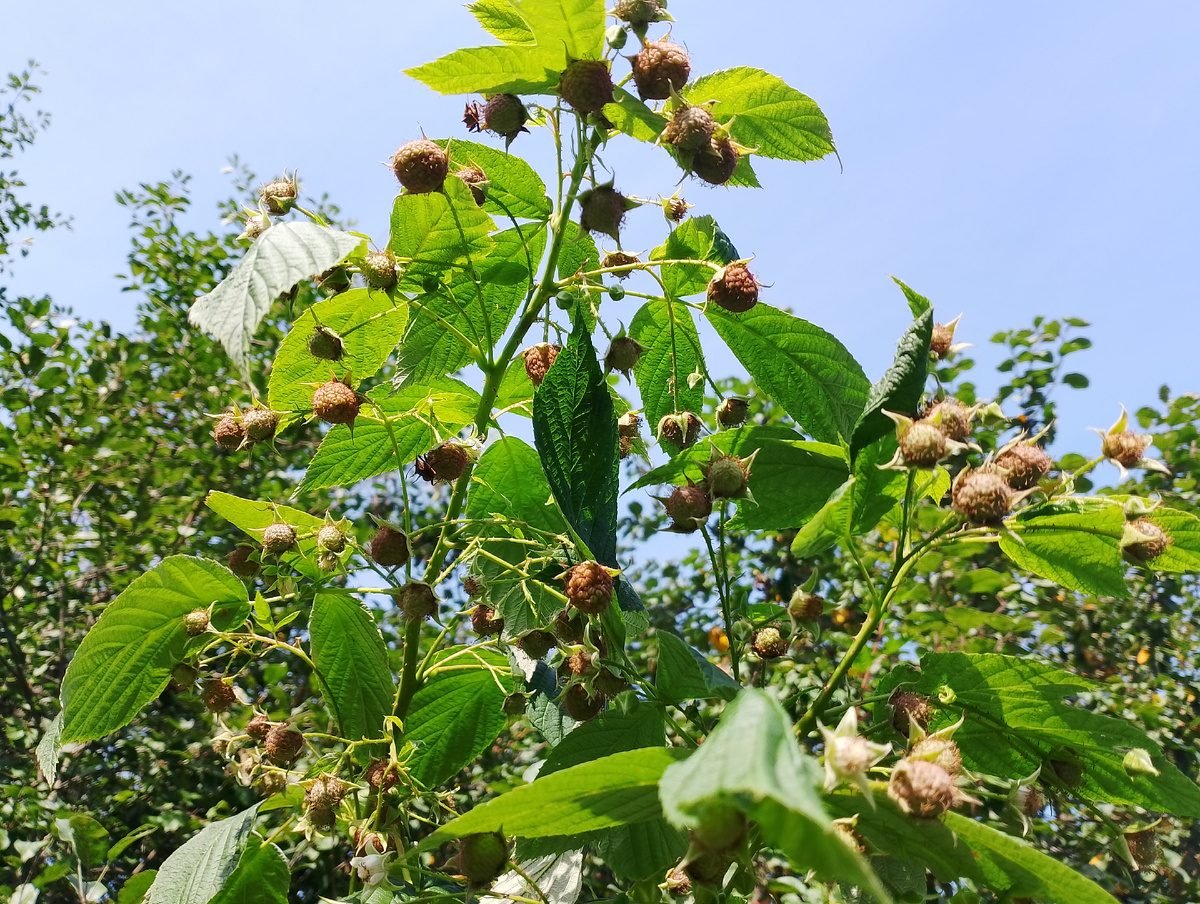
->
(37, 5), (1200, 904)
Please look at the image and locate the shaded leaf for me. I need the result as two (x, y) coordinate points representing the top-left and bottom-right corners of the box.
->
(310, 594), (394, 741)
(542, 704), (666, 776)
(655, 631), (741, 703)
(629, 299), (707, 443)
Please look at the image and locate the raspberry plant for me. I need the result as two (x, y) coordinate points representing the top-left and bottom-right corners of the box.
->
(39, 3), (1200, 903)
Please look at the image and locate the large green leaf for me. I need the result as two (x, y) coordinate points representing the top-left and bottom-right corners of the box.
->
(267, 289), (407, 416)
(629, 298), (707, 443)
(943, 813), (1120, 904)
(439, 139), (552, 220)
(880, 652), (1200, 816)
(684, 68), (836, 163)
(469, 0), (535, 44)
(310, 594), (394, 741)
(655, 631), (741, 704)
(542, 704), (666, 775)
(60, 556), (248, 744)
(299, 378), (480, 493)
(595, 817), (687, 882)
(1000, 498), (1129, 597)
(405, 45), (559, 97)
(706, 305), (869, 445)
(467, 436), (569, 534)
(850, 287), (933, 457)
(188, 222), (361, 377)
(659, 689), (889, 901)
(405, 648), (513, 788)
(1143, 506), (1200, 573)
(389, 175), (496, 280)
(651, 216), (734, 299)
(205, 492), (327, 579)
(145, 804), (259, 904)
(510, 0), (605, 60)
(209, 835), (289, 904)
(425, 747), (686, 845)
(532, 320), (619, 564)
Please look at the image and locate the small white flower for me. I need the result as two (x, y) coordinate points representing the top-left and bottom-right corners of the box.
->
(350, 839), (394, 887)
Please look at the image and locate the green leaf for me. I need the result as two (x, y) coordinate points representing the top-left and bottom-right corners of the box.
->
(60, 556), (248, 744)
(943, 813), (1120, 904)
(659, 689), (889, 901)
(188, 222), (361, 377)
(532, 320), (619, 564)
(542, 703), (666, 775)
(706, 305), (869, 445)
(595, 818), (688, 882)
(425, 747), (686, 846)
(999, 498), (1129, 597)
(881, 652), (1200, 817)
(493, 355), (536, 419)
(205, 492), (327, 579)
(651, 216), (733, 298)
(556, 221), (599, 281)
(850, 297), (933, 457)
(267, 289), (407, 416)
(389, 176), (495, 278)
(145, 804), (259, 904)
(1144, 506), (1200, 573)
(300, 378), (480, 492)
(64, 814), (110, 871)
(310, 594), (394, 741)
(406, 647), (513, 789)
(684, 68), (836, 163)
(603, 86), (668, 143)
(629, 299), (707, 443)
(893, 277), (932, 317)
(36, 712), (63, 785)
(209, 836), (289, 904)
(469, 0), (535, 44)
(116, 871), (157, 904)
(510, 0), (606, 60)
(439, 139), (552, 220)
(405, 45), (559, 96)
(655, 631), (741, 703)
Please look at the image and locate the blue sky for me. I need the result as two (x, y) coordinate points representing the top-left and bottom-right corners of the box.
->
(6, 1), (1200, 463)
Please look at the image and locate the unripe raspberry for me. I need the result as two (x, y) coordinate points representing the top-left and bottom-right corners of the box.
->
(661, 484), (712, 531)
(482, 93), (528, 140)
(604, 336), (644, 376)
(705, 454), (750, 499)
(455, 165), (488, 205)
(684, 848), (733, 885)
(312, 379), (360, 425)
(618, 434), (634, 459)
(517, 630), (556, 660)
(1122, 518), (1169, 563)
(562, 684), (605, 721)
(662, 105), (716, 155)
(306, 774), (346, 810)
(707, 264), (759, 314)
(463, 573), (485, 597)
(617, 411), (641, 439)
(910, 737), (963, 777)
(690, 801), (747, 851)
(264, 724), (305, 765)
(227, 546), (260, 578)
(417, 442), (470, 483)
(1014, 785), (1043, 818)
(693, 138), (738, 185)
(1124, 828), (1158, 869)
(391, 139), (448, 194)
(994, 443), (1053, 490)
(1101, 431), (1152, 468)
(594, 667), (627, 696)
(887, 758), (958, 819)
(458, 831), (508, 886)
(307, 325), (345, 361)
(566, 647), (599, 678)
(213, 416), (245, 451)
(317, 525), (346, 553)
(399, 582), (438, 620)
(202, 678), (236, 713)
(716, 397), (750, 428)
(259, 177), (297, 215)
(602, 250), (640, 277)
(261, 522), (297, 555)
(614, 0), (668, 26)
(241, 214), (269, 241)
(307, 806), (335, 833)
(898, 421), (948, 468)
(256, 771), (288, 798)
(558, 60), (614, 115)
(502, 693), (527, 716)
(631, 41), (690, 100)
(788, 589), (824, 622)
(471, 605), (505, 637)
(889, 691), (933, 737)
(242, 408), (278, 444)
(657, 411), (702, 450)
(952, 469), (1012, 524)
(922, 398), (972, 442)
(664, 866), (692, 898)
(524, 342), (560, 387)
(554, 609), (586, 645)
(170, 663), (198, 689)
(564, 561), (614, 615)
(183, 609), (210, 637)
(929, 321), (959, 358)
(361, 250), (399, 290)
(317, 552), (339, 572)
(578, 186), (628, 241)
(1046, 755), (1084, 789)
(365, 759), (399, 790)
(246, 712), (274, 741)
(369, 525), (410, 568)
(752, 627), (788, 660)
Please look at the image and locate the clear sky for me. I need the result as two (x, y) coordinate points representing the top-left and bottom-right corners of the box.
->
(7, 1), (1200, 461)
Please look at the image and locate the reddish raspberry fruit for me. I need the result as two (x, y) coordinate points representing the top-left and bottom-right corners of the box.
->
(693, 138), (738, 185)
(227, 546), (260, 578)
(524, 343), (561, 387)
(202, 678), (236, 713)
(183, 609), (210, 637)
(312, 379), (360, 426)
(1102, 431), (1152, 468)
(306, 774), (346, 810)
(602, 250), (640, 277)
(578, 186), (628, 241)
(662, 105), (716, 155)
(658, 411), (702, 450)
(1123, 518), (1169, 563)
(888, 758), (958, 819)
(399, 582), (438, 620)
(562, 684), (605, 721)
(922, 398), (972, 442)
(994, 443), (1053, 490)
(604, 336), (644, 376)
(368, 525), (410, 568)
(707, 264), (760, 313)
(246, 712), (274, 741)
(242, 408), (278, 444)
(517, 630), (556, 660)
(365, 759), (399, 790)
(890, 690), (933, 737)
(716, 397), (750, 428)
(362, 249), (399, 290)
(455, 165), (488, 206)
(213, 416), (245, 451)
(458, 831), (508, 886)
(307, 325), (345, 361)
(952, 469), (1013, 524)
(471, 605), (505, 637)
(264, 724), (304, 765)
(788, 590), (824, 622)
(392, 139), (448, 194)
(259, 177), (297, 215)
(558, 60), (615, 115)
(752, 627), (788, 660)
(502, 693), (527, 716)
(564, 561), (614, 615)
(631, 40), (691, 100)
(417, 442), (470, 483)
(664, 484), (712, 532)
(261, 522), (297, 555)
(899, 421), (948, 468)
(482, 94), (528, 141)
(463, 573), (485, 597)
(316, 525), (345, 554)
